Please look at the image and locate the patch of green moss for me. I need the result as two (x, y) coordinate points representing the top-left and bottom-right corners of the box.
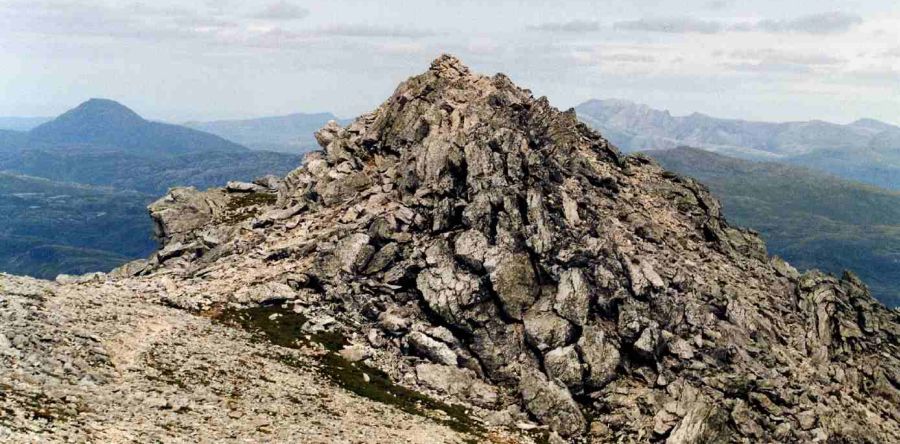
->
(527, 430), (552, 444)
(222, 192), (277, 224)
(12, 391), (79, 425)
(217, 304), (311, 349)
(316, 351), (481, 435)
(227, 192), (277, 210)
(722, 374), (755, 399)
(695, 406), (734, 444)
(215, 304), (484, 437)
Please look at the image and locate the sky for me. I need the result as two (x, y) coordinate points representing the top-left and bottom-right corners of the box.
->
(1, 0), (898, 125)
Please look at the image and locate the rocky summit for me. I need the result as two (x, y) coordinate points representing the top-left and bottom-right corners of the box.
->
(2, 55), (899, 443)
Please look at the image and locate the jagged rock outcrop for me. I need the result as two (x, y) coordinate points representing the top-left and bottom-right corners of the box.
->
(3, 55), (899, 443)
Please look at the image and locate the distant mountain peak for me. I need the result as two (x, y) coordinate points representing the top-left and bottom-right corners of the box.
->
(26, 99), (247, 155)
(850, 118), (897, 132)
(78, 98), (140, 113)
(31, 98), (145, 139)
(60, 98), (144, 123)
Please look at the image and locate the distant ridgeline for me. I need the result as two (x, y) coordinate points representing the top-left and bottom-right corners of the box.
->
(185, 112), (352, 154)
(576, 99), (900, 191)
(0, 99), (300, 278)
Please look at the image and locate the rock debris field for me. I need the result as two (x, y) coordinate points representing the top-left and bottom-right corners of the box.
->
(2, 55), (899, 443)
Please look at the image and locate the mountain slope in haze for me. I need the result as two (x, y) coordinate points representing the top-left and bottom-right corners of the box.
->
(26, 98), (246, 156)
(0, 172), (157, 279)
(0, 99), (301, 279)
(646, 147), (900, 307)
(185, 112), (352, 154)
(576, 99), (900, 190)
(0, 129), (28, 151)
(0, 116), (52, 131)
(0, 99), (300, 195)
(0, 148), (298, 196)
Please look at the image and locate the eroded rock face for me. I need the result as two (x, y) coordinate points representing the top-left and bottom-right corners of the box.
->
(148, 187), (229, 242)
(6, 55), (899, 442)
(257, 55), (899, 441)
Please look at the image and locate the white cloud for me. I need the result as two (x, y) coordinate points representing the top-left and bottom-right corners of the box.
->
(527, 20), (602, 33)
(614, 17), (723, 34)
(253, 2), (309, 21)
(314, 24), (435, 38)
(376, 42), (426, 55)
(0, 0), (896, 126)
(749, 12), (863, 34)
(729, 49), (844, 66)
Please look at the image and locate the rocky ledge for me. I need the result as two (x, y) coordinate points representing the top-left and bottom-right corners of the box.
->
(2, 55), (899, 443)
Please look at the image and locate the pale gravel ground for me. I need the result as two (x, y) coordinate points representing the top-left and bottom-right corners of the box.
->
(0, 274), (496, 443)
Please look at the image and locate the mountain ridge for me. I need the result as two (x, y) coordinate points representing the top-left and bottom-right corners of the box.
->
(0, 98), (300, 195)
(25, 98), (248, 156)
(576, 98), (900, 189)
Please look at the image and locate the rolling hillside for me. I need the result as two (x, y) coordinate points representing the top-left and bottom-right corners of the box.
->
(0, 172), (156, 279)
(646, 147), (900, 306)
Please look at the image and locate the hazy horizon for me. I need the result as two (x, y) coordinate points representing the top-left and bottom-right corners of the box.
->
(2, 95), (898, 129)
(2, 0), (898, 125)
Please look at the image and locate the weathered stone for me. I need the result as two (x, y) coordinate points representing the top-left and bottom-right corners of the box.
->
(578, 325), (620, 388)
(731, 400), (763, 437)
(453, 229), (491, 269)
(470, 319), (529, 383)
(518, 368), (586, 438)
(55, 272), (107, 285)
(262, 202), (306, 221)
(487, 252), (539, 320)
(523, 304), (575, 352)
(333, 233), (374, 274)
(554, 268), (591, 326)
(363, 243), (399, 275)
(625, 258), (665, 297)
(415, 363), (498, 408)
(544, 346), (583, 388)
(7, 55), (900, 444)
(235, 282), (297, 304)
(108, 259), (149, 278)
(561, 190), (580, 226)
(749, 392), (782, 416)
(797, 410), (817, 430)
(416, 265), (481, 325)
(666, 403), (730, 444)
(634, 326), (661, 360)
(226, 181), (267, 193)
(319, 172), (373, 205)
(667, 336), (696, 360)
(149, 187), (229, 243)
(406, 332), (457, 366)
